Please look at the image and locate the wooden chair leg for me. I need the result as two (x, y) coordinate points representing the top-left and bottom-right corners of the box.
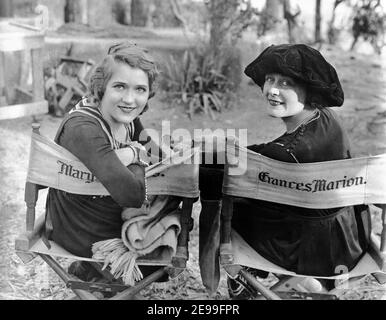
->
(72, 289), (99, 300)
(39, 254), (100, 300)
(220, 196), (234, 265)
(171, 198), (194, 270)
(380, 205), (386, 253)
(372, 272), (386, 285)
(239, 269), (281, 300)
(110, 267), (168, 300)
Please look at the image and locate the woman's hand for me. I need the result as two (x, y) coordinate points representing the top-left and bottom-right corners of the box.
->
(115, 143), (150, 167)
(115, 147), (136, 166)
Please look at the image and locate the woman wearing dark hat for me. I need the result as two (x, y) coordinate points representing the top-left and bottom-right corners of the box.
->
(198, 44), (371, 298)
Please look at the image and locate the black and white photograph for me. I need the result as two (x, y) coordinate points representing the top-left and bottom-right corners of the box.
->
(0, 0), (385, 305)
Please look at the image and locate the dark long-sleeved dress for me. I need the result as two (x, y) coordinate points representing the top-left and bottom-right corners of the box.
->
(45, 107), (146, 258)
(200, 107), (371, 276)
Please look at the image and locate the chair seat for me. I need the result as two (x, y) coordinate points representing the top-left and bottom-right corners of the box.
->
(230, 230), (386, 280)
(29, 237), (172, 266)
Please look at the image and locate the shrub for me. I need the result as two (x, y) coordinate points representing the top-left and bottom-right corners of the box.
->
(161, 46), (239, 120)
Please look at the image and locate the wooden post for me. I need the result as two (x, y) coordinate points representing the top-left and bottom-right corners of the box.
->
(31, 47), (45, 122)
(31, 48), (44, 101)
(0, 52), (6, 106)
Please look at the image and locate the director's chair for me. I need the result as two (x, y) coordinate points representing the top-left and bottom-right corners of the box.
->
(15, 123), (199, 300)
(219, 140), (386, 300)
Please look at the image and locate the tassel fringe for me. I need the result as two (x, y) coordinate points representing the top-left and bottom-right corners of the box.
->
(92, 238), (143, 286)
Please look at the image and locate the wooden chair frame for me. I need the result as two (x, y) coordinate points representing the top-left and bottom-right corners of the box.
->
(15, 124), (197, 300)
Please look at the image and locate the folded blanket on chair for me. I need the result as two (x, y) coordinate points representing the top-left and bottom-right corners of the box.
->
(121, 195), (181, 259)
(91, 146), (198, 286)
(92, 195), (182, 286)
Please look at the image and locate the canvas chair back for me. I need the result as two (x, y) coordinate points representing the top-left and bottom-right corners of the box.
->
(223, 140), (386, 209)
(220, 139), (386, 282)
(27, 129), (200, 198)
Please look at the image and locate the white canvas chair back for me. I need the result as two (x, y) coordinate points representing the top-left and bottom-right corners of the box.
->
(223, 141), (386, 208)
(27, 129), (200, 198)
(221, 139), (386, 280)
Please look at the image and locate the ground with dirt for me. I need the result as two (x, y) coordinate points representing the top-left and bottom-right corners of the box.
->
(1, 26), (386, 300)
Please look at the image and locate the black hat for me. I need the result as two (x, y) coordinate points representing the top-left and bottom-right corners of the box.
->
(244, 44), (344, 107)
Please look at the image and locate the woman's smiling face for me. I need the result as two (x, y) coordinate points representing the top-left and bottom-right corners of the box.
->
(262, 73), (307, 118)
(100, 62), (150, 126)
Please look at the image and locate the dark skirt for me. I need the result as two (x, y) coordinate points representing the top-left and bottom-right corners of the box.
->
(232, 198), (371, 276)
(47, 188), (123, 258)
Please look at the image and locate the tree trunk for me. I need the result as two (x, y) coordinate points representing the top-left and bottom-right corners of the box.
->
(265, 0), (283, 26)
(265, 0), (283, 20)
(64, 0), (77, 23)
(131, 0), (150, 27)
(0, 0), (13, 17)
(283, 0), (301, 43)
(258, 0), (283, 36)
(209, 0), (226, 58)
(208, 0), (239, 61)
(327, 0), (345, 44)
(315, 0), (322, 43)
